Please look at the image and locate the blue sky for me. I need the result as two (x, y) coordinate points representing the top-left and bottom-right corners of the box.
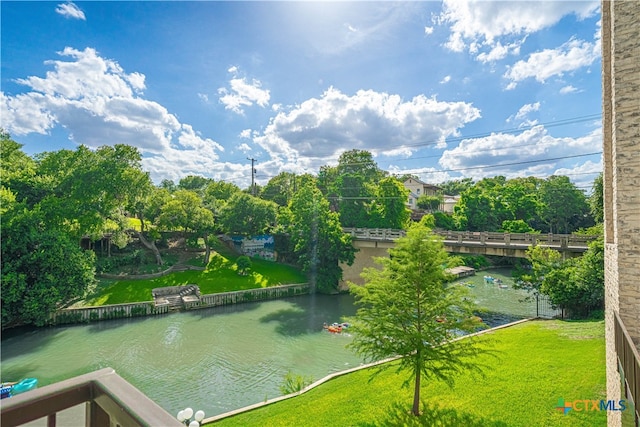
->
(1, 1), (602, 191)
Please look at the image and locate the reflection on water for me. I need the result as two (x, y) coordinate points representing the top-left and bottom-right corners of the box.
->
(1, 268), (534, 417)
(1, 294), (362, 417)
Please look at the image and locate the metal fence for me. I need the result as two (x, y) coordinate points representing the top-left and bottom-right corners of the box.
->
(535, 293), (564, 319)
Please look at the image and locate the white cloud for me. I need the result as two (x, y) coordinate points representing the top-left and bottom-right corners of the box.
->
(438, 0), (598, 62)
(198, 93), (209, 103)
(0, 47), (226, 183)
(504, 38), (600, 88)
(237, 143), (252, 153)
(440, 75), (451, 84)
(515, 102), (540, 120)
(560, 85), (579, 94)
(436, 125), (602, 181)
(253, 87), (481, 171)
(476, 41), (521, 63)
(55, 2), (86, 20)
(424, 26), (434, 35)
(218, 67), (270, 114)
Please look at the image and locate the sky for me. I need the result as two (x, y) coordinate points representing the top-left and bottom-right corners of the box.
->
(1, 1), (603, 191)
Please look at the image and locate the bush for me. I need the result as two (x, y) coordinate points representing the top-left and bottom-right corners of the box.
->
(236, 256), (252, 275)
(279, 371), (314, 395)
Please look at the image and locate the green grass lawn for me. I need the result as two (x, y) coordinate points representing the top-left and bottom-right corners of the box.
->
(213, 320), (606, 427)
(84, 251), (307, 306)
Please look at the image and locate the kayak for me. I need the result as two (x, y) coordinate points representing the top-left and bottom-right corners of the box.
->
(1, 378), (38, 399)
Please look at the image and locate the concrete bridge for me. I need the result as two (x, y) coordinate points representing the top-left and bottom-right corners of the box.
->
(340, 228), (598, 285)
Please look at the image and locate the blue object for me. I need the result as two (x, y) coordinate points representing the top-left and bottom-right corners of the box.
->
(1, 378), (38, 398)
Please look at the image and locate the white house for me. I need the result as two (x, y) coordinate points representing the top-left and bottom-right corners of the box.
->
(403, 178), (441, 210)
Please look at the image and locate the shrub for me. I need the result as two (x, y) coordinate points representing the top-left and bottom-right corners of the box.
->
(279, 371), (314, 395)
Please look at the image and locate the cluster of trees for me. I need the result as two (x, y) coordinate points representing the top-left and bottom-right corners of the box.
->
(450, 175), (594, 233)
(1, 133), (356, 327)
(1, 127), (604, 326)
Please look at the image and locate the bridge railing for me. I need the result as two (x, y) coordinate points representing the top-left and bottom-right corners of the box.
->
(344, 228), (598, 250)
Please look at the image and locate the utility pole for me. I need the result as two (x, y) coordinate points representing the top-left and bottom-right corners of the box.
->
(248, 157), (257, 196)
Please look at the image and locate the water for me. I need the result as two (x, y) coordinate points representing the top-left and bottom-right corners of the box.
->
(1, 268), (535, 418)
(455, 268), (537, 324)
(1, 294), (362, 417)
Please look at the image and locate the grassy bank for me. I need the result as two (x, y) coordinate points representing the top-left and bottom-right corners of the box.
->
(214, 320), (605, 427)
(85, 250), (306, 306)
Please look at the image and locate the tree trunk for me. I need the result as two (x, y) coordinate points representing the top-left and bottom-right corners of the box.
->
(132, 230), (163, 265)
(412, 364), (421, 416)
(203, 233), (211, 267)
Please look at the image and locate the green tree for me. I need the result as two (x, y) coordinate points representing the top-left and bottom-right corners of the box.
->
(372, 177), (411, 229)
(1, 205), (96, 328)
(437, 178), (474, 196)
(454, 184), (510, 231)
(203, 180), (242, 219)
(260, 172), (297, 207)
(346, 218), (486, 416)
(537, 238), (604, 317)
(336, 173), (376, 228)
(589, 173), (604, 224)
(416, 194), (443, 212)
(235, 255), (252, 276)
(500, 219), (536, 233)
(283, 183), (355, 293)
(538, 176), (591, 233)
(178, 175), (212, 194)
(218, 193), (277, 236)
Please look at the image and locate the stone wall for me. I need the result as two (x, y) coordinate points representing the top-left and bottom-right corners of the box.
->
(602, 1), (640, 425)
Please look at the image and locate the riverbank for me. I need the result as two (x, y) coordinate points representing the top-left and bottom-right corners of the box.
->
(213, 319), (606, 427)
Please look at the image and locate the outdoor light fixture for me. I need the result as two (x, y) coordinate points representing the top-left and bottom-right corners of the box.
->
(177, 407), (205, 427)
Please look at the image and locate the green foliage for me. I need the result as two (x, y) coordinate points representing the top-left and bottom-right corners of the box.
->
(279, 371), (314, 395)
(437, 178), (474, 196)
(499, 219), (536, 233)
(538, 175), (592, 233)
(371, 177), (411, 229)
(347, 220), (487, 416)
(260, 172), (316, 207)
(2, 206), (97, 327)
(236, 255), (252, 275)
(520, 239), (604, 317)
(432, 211), (456, 230)
(282, 183), (356, 293)
(458, 254), (491, 269)
(218, 193), (277, 236)
(416, 194), (442, 211)
(589, 173), (603, 224)
(539, 239), (604, 316)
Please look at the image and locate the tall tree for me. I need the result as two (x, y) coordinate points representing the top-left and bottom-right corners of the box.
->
(218, 192), (277, 236)
(335, 173), (376, 228)
(260, 172), (297, 207)
(372, 177), (411, 229)
(346, 219), (486, 416)
(178, 175), (212, 194)
(538, 176), (591, 233)
(283, 183), (355, 293)
(1, 203), (96, 328)
(589, 173), (604, 224)
(437, 178), (474, 196)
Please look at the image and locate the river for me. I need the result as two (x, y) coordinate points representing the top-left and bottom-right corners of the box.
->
(1, 268), (535, 419)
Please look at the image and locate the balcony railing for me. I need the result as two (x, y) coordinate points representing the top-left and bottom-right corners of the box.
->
(614, 311), (640, 426)
(0, 368), (182, 427)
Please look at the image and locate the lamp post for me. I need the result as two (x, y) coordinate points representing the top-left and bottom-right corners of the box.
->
(177, 407), (205, 427)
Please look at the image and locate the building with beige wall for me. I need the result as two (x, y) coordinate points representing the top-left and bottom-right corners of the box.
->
(403, 177), (441, 209)
(602, 1), (640, 426)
